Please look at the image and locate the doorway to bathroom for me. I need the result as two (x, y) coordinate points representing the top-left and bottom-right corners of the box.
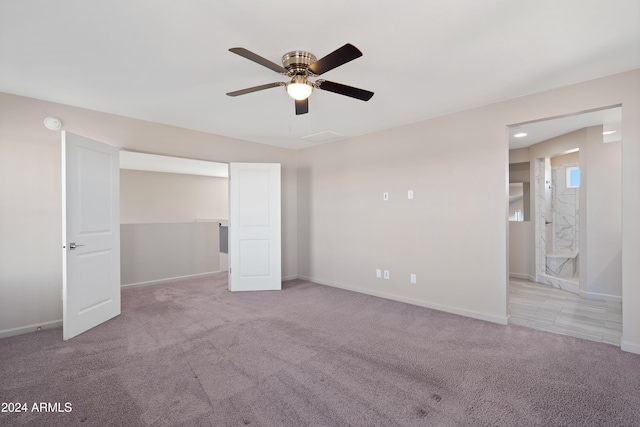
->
(507, 105), (623, 345)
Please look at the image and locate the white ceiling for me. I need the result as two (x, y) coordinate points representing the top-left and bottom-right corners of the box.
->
(508, 106), (622, 149)
(120, 150), (228, 177)
(1, 1), (639, 150)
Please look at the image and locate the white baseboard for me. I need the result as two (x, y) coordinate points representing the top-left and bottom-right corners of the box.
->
(122, 272), (297, 289)
(621, 340), (640, 355)
(298, 275), (508, 326)
(579, 290), (622, 303)
(0, 319), (62, 339)
(121, 271), (221, 289)
(509, 272), (535, 281)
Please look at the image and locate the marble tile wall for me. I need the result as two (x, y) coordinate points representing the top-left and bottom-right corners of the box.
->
(534, 159), (580, 294)
(546, 255), (576, 278)
(551, 163), (579, 252)
(535, 158), (546, 278)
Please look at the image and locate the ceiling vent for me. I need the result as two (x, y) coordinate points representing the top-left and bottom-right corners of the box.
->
(302, 131), (344, 144)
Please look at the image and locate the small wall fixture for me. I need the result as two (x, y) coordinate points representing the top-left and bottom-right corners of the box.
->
(44, 116), (62, 130)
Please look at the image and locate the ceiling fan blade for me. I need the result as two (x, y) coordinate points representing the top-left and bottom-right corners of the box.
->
(226, 82), (283, 97)
(308, 43), (363, 76)
(229, 48), (288, 74)
(295, 98), (309, 115)
(316, 80), (374, 101)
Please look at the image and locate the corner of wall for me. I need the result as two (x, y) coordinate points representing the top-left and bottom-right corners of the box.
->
(620, 339), (640, 355)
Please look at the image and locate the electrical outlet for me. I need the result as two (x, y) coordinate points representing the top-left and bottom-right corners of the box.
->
(384, 270), (390, 279)
(376, 269), (381, 278)
(410, 274), (417, 284)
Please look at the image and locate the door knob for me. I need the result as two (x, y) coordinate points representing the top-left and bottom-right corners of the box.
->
(69, 242), (85, 250)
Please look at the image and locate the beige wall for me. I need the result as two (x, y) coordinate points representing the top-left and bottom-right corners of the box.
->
(584, 127), (622, 299)
(297, 108), (510, 324)
(509, 162), (530, 183)
(550, 150), (580, 166)
(119, 170), (229, 286)
(297, 69), (640, 354)
(1, 69), (639, 354)
(0, 92), (297, 336)
(120, 169), (228, 223)
(508, 160), (533, 279)
(509, 147), (530, 164)
(121, 222), (220, 286)
(509, 222), (534, 279)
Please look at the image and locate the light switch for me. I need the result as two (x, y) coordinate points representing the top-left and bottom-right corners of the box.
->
(408, 190), (414, 199)
(383, 192), (389, 201)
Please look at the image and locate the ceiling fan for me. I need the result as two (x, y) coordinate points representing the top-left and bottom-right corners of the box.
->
(226, 43), (374, 115)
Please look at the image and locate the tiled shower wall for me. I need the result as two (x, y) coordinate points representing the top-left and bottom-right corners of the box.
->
(535, 159), (547, 278)
(551, 163), (579, 252)
(535, 159), (580, 293)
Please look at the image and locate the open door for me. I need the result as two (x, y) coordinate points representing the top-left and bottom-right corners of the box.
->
(229, 163), (281, 291)
(62, 132), (120, 340)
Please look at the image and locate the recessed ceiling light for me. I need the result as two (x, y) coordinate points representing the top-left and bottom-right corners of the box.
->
(514, 132), (527, 138)
(602, 130), (616, 135)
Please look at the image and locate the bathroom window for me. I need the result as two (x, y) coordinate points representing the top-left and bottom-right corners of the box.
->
(566, 167), (580, 188)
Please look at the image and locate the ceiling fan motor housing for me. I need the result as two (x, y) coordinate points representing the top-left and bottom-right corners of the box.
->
(282, 51), (317, 76)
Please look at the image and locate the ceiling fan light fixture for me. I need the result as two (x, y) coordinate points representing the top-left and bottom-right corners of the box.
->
(286, 75), (313, 100)
(227, 44), (373, 115)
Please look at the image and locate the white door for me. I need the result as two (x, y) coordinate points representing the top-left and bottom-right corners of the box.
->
(229, 163), (281, 291)
(62, 132), (120, 340)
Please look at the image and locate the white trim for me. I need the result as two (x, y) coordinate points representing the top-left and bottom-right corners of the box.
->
(298, 276), (509, 325)
(579, 289), (622, 303)
(621, 340), (640, 355)
(0, 319), (63, 339)
(282, 275), (297, 282)
(121, 271), (220, 289)
(509, 273), (536, 281)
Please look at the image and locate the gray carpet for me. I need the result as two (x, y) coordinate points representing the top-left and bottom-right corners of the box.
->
(1, 273), (639, 426)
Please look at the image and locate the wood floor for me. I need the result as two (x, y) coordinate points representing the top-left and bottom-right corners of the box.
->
(508, 278), (622, 346)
